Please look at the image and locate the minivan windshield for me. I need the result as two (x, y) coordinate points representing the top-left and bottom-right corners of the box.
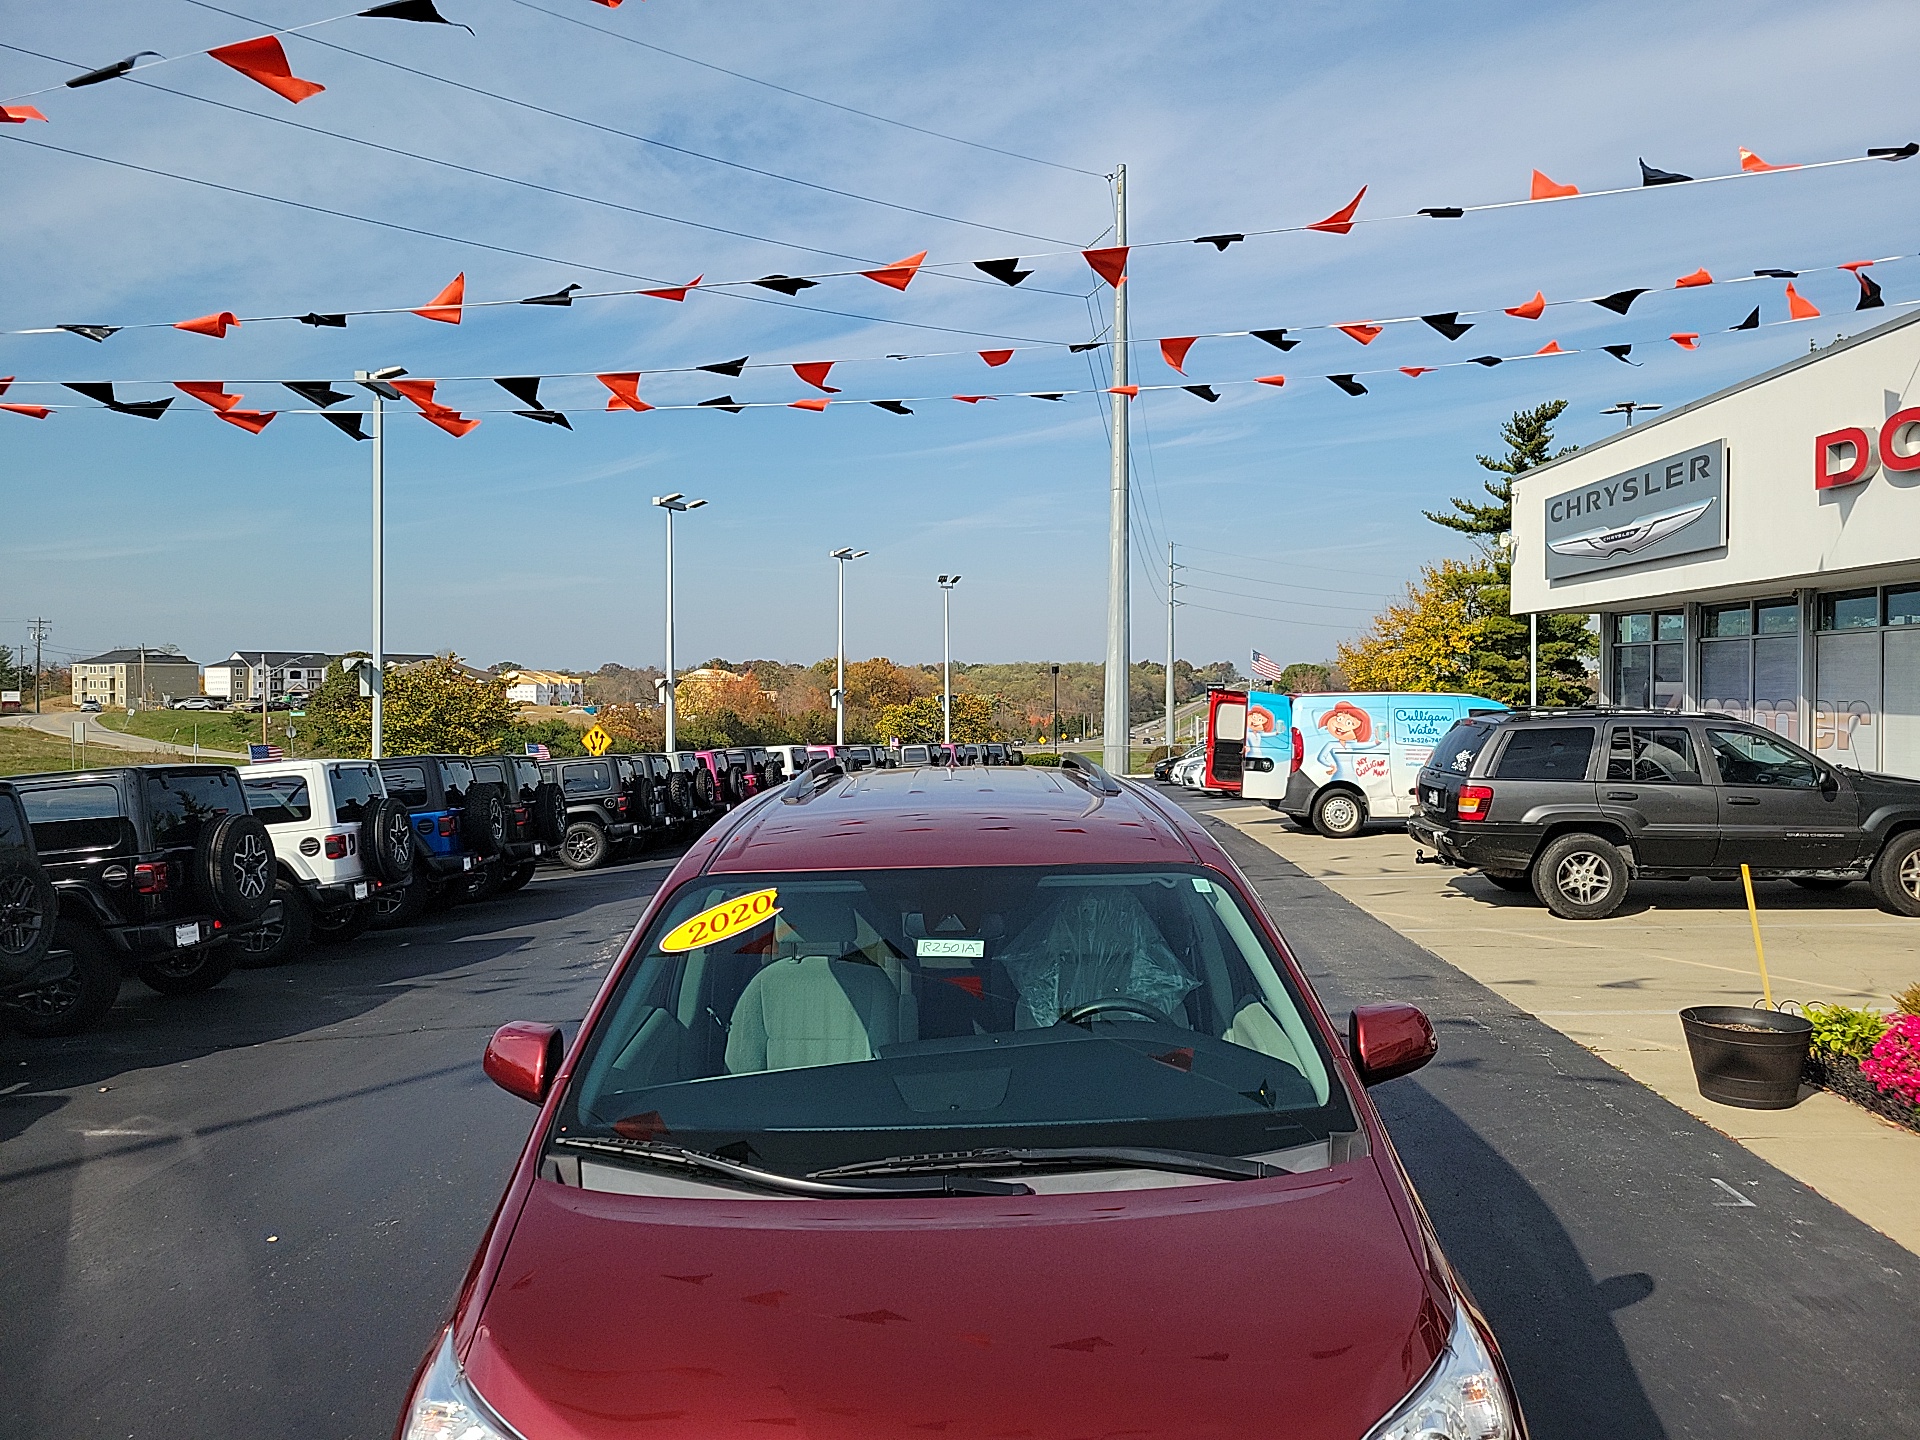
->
(562, 865), (1349, 1176)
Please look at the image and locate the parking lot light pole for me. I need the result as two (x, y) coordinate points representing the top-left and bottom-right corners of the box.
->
(653, 494), (706, 752)
(831, 548), (868, 746)
(1051, 664), (1060, 755)
(938, 575), (961, 745)
(355, 366), (407, 759)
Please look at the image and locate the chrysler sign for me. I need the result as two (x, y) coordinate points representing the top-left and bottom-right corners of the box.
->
(1542, 439), (1726, 579)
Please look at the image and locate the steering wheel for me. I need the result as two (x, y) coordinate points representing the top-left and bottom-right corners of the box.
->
(1062, 997), (1174, 1026)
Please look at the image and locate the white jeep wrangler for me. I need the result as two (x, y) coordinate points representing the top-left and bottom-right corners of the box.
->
(235, 759), (416, 965)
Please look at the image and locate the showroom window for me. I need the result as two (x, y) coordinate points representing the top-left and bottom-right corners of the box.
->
(1699, 598), (1800, 738)
(1813, 583), (1920, 775)
(1610, 611), (1684, 709)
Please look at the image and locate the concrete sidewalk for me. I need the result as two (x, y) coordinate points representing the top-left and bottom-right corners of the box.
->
(1204, 801), (1920, 1256)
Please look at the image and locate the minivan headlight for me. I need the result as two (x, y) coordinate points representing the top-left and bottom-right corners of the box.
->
(400, 1330), (523, 1440)
(1363, 1299), (1518, 1440)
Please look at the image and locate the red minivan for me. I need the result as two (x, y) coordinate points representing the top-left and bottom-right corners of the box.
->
(399, 759), (1524, 1440)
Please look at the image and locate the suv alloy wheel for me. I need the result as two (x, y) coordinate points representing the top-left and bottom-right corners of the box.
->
(1869, 831), (1920, 917)
(236, 880), (312, 968)
(136, 941), (237, 995)
(559, 820), (608, 871)
(1532, 832), (1630, 920)
(367, 796), (418, 885)
(0, 864), (58, 969)
(5, 925), (121, 1037)
(195, 813), (276, 923)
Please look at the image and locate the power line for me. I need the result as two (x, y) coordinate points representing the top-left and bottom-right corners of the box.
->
(1177, 581), (1382, 617)
(1179, 542), (1410, 583)
(1181, 562), (1396, 601)
(501, 0), (1105, 179)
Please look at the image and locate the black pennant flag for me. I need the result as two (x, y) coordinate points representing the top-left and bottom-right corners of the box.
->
(973, 257), (1031, 287)
(1420, 313), (1472, 341)
(1193, 234), (1245, 251)
(1068, 342), (1104, 353)
(516, 409), (572, 428)
(698, 357), (748, 377)
(64, 381), (171, 419)
(1753, 268), (1799, 278)
(520, 284), (581, 306)
(1592, 288), (1649, 315)
(1469, 356), (1504, 367)
(870, 400), (913, 415)
(361, 1), (473, 30)
(1730, 307), (1760, 330)
(752, 275), (818, 295)
(1856, 272), (1886, 309)
(298, 312), (348, 328)
(1030, 393), (1065, 401)
(321, 411), (370, 441)
(1869, 143), (1919, 159)
(699, 395), (744, 413)
(1327, 374), (1368, 396)
(1603, 344), (1638, 364)
(285, 381), (350, 408)
(66, 51), (160, 88)
(1251, 329), (1299, 351)
(495, 376), (545, 409)
(1183, 385), (1221, 403)
(58, 324), (118, 342)
(1419, 207), (1465, 218)
(1639, 159), (1693, 186)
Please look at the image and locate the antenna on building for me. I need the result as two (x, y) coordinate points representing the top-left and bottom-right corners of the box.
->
(1601, 401), (1662, 428)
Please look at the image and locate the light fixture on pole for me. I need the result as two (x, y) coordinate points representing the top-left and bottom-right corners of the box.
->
(354, 365), (407, 759)
(652, 493), (706, 753)
(938, 575), (962, 746)
(1601, 401), (1662, 428)
(831, 548), (868, 746)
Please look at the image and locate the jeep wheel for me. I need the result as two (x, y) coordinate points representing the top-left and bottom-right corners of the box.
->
(559, 820), (608, 871)
(4, 925), (120, 1037)
(667, 771), (692, 818)
(497, 861), (538, 894)
(1532, 833), (1629, 920)
(691, 765), (716, 813)
(137, 941), (237, 996)
(310, 901), (372, 945)
(1311, 788), (1367, 839)
(463, 784), (508, 857)
(533, 782), (568, 847)
(1868, 831), (1920, 917)
(0, 862), (59, 971)
(1484, 872), (1536, 893)
(195, 813), (276, 923)
(460, 865), (501, 903)
(371, 881), (430, 928)
(236, 883), (312, 969)
(365, 797), (417, 884)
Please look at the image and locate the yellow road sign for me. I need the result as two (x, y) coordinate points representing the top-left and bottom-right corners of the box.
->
(581, 724), (612, 757)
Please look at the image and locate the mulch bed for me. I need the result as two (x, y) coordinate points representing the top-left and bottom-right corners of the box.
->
(1805, 1049), (1920, 1136)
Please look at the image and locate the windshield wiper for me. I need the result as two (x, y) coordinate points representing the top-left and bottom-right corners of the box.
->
(552, 1136), (1033, 1197)
(811, 1145), (1285, 1183)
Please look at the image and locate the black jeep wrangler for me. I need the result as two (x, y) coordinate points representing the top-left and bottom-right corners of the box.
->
(4, 765), (274, 1035)
(539, 756), (639, 870)
(1410, 708), (1920, 920)
(373, 755), (508, 923)
(0, 780), (62, 1020)
(469, 753), (567, 894)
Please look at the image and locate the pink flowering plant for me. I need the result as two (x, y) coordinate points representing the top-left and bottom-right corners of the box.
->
(1860, 1014), (1920, 1107)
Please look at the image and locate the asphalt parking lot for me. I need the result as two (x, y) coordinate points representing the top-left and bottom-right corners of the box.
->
(3, 810), (1918, 1439)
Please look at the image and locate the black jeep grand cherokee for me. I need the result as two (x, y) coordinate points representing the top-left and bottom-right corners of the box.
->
(1410, 709), (1920, 920)
(5, 765), (275, 1035)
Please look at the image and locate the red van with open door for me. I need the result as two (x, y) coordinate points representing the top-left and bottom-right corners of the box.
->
(1203, 688), (1247, 795)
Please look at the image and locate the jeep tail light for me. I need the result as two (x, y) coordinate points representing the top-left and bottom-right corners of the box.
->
(324, 834), (349, 860)
(1457, 785), (1494, 821)
(513, 804), (529, 824)
(134, 861), (169, 894)
(1290, 728), (1304, 774)
(438, 815), (457, 837)
(616, 796), (629, 816)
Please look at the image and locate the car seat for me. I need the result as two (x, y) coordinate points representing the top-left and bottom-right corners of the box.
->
(999, 888), (1198, 1030)
(724, 893), (903, 1073)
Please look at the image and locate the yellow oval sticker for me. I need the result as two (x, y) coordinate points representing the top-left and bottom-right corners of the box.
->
(658, 888), (781, 954)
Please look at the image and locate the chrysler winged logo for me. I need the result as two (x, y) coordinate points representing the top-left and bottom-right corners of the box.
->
(1546, 499), (1714, 560)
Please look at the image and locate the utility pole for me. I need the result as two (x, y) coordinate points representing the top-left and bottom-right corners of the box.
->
(138, 645), (146, 712)
(1165, 542), (1178, 751)
(652, 493), (707, 753)
(355, 366), (407, 758)
(1529, 614), (1539, 707)
(1051, 664), (1060, 756)
(831, 547), (868, 746)
(1102, 164), (1131, 778)
(29, 617), (49, 713)
(939, 575), (961, 745)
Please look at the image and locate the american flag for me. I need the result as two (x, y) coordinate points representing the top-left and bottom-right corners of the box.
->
(248, 743), (284, 763)
(525, 742), (551, 760)
(1250, 650), (1288, 686)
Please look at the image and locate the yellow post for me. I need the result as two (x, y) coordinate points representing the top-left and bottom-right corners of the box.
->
(1740, 863), (1773, 1009)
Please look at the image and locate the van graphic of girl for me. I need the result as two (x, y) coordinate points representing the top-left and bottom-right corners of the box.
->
(1312, 700), (1385, 783)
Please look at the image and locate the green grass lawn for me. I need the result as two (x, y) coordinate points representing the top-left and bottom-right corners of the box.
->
(0, 726), (174, 776)
(95, 708), (308, 756)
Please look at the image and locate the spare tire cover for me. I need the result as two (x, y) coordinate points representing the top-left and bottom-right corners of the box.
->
(667, 771), (692, 817)
(533, 782), (568, 846)
(197, 813), (275, 922)
(463, 784), (507, 856)
(692, 765), (715, 810)
(364, 795), (417, 884)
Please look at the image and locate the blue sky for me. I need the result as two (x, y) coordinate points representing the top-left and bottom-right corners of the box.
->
(5, 0), (1920, 676)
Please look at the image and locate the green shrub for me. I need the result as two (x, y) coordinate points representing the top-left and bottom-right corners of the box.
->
(1022, 752), (1064, 767)
(1805, 1002), (1891, 1061)
(1894, 983), (1920, 1018)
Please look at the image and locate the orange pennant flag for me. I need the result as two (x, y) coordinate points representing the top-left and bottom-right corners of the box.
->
(641, 275), (701, 301)
(1785, 282), (1821, 319)
(789, 398), (830, 412)
(1108, 385), (1139, 398)
(1254, 374), (1286, 387)
(1159, 337), (1197, 372)
(596, 373), (652, 412)
(418, 408), (479, 437)
(1533, 340), (1567, 355)
(1670, 333), (1701, 350)
(952, 395), (996, 404)
(217, 409), (276, 434)
(1338, 324), (1383, 345)
(1673, 267), (1714, 288)
(389, 379), (441, 408)
(793, 362), (840, 393)
(979, 350), (1013, 367)
(862, 251), (927, 291)
(1, 403), (52, 419)
(1505, 291), (1546, 320)
(1083, 246), (1129, 286)
(0, 105), (49, 123)
(412, 273), (466, 324)
(173, 311), (240, 338)
(1739, 147), (1795, 173)
(1307, 186), (1366, 235)
(175, 381), (243, 411)
(1530, 169), (1579, 199)
(1839, 260), (1875, 272)
(1399, 367), (1433, 377)
(207, 36), (325, 103)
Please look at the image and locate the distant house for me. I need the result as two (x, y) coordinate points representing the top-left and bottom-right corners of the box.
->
(502, 669), (584, 707)
(207, 650), (435, 701)
(72, 648), (201, 708)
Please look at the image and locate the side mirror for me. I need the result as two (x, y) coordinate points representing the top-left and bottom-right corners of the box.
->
(1349, 1004), (1437, 1086)
(484, 1022), (564, 1105)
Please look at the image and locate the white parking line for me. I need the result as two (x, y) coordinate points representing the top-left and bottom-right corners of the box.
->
(1711, 1178), (1758, 1208)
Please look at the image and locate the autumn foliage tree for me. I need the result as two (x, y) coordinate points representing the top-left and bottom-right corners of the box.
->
(875, 693), (1000, 744)
(309, 656), (518, 756)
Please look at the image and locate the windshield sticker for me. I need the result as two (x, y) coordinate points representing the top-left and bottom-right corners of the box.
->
(916, 937), (985, 958)
(659, 888), (780, 953)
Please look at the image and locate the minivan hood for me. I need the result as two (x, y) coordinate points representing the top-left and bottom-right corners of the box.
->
(464, 1161), (1446, 1440)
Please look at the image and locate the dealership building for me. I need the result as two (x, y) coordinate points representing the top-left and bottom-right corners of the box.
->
(1512, 308), (1920, 779)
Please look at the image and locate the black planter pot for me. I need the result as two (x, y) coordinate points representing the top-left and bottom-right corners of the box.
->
(1679, 1005), (1814, 1110)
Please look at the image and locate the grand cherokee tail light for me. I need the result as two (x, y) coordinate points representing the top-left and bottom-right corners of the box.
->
(438, 815), (457, 837)
(134, 861), (169, 894)
(1456, 784), (1494, 821)
(324, 834), (349, 860)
